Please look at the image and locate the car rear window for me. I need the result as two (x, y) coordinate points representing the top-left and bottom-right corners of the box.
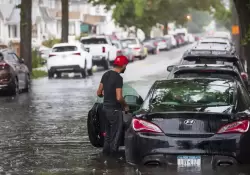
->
(81, 38), (108, 44)
(52, 46), (77, 52)
(121, 39), (137, 45)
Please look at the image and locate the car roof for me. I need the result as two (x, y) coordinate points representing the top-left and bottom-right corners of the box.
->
(173, 64), (237, 71)
(52, 43), (80, 48)
(199, 38), (229, 44)
(193, 43), (231, 51)
(154, 78), (237, 88)
(183, 45), (237, 59)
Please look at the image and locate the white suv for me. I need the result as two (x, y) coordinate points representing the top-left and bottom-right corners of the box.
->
(47, 42), (93, 78)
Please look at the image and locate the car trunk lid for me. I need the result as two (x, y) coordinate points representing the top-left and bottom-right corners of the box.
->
(147, 111), (232, 137)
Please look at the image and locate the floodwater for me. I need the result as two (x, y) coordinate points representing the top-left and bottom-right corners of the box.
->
(0, 49), (249, 175)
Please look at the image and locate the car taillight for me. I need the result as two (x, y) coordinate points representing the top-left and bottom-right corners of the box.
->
(217, 120), (249, 134)
(241, 72), (248, 80)
(102, 47), (105, 53)
(73, 52), (81, 56)
(132, 118), (162, 133)
(49, 54), (56, 57)
(134, 48), (140, 50)
(0, 63), (10, 69)
(154, 42), (158, 46)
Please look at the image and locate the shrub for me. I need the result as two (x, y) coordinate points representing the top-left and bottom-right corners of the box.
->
(42, 38), (61, 48)
(32, 70), (48, 79)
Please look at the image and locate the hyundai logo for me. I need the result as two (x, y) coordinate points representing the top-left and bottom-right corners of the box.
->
(184, 119), (195, 125)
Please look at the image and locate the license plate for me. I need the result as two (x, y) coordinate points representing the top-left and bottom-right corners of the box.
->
(177, 156), (201, 168)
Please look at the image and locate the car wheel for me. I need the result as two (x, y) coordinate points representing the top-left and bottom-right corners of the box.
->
(23, 74), (30, 93)
(87, 104), (104, 147)
(56, 72), (61, 78)
(87, 69), (93, 76)
(103, 59), (110, 70)
(9, 77), (19, 96)
(48, 71), (54, 79)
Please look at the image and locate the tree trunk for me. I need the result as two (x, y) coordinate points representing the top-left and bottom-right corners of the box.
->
(233, 0), (250, 72)
(61, 0), (69, 42)
(20, 0), (32, 71)
(163, 22), (168, 35)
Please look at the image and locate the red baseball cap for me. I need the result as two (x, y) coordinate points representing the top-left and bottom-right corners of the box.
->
(113, 55), (129, 67)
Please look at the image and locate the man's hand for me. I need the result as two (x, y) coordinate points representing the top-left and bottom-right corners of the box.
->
(124, 105), (129, 112)
(97, 83), (104, 97)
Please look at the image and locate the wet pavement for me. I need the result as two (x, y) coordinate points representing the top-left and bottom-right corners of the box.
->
(0, 45), (250, 175)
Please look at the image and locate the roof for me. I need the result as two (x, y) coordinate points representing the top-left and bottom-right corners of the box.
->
(174, 64), (235, 70)
(6, 8), (20, 24)
(199, 38), (230, 45)
(0, 4), (15, 20)
(52, 42), (81, 48)
(192, 43), (231, 51)
(39, 7), (54, 22)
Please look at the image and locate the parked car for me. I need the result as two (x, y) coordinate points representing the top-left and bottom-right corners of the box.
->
(178, 44), (248, 87)
(143, 38), (159, 54)
(166, 64), (247, 89)
(164, 35), (177, 48)
(120, 38), (145, 60)
(154, 37), (171, 50)
(80, 35), (117, 70)
(125, 78), (250, 165)
(47, 42), (93, 78)
(0, 49), (30, 95)
(112, 40), (134, 62)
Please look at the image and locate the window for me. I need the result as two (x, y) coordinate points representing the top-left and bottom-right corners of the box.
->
(8, 25), (18, 38)
(12, 53), (19, 62)
(81, 38), (108, 44)
(52, 46), (78, 52)
(5, 53), (17, 63)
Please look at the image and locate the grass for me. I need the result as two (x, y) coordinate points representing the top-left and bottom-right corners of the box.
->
(32, 70), (48, 79)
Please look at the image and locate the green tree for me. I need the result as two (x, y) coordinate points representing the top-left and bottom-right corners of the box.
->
(187, 10), (212, 33)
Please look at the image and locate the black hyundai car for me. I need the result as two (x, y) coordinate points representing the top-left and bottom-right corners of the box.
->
(125, 78), (250, 167)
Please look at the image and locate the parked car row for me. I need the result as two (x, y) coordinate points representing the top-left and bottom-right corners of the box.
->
(87, 31), (250, 167)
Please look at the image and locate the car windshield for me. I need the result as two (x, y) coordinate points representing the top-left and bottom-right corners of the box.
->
(52, 46), (77, 52)
(81, 38), (108, 44)
(141, 79), (234, 112)
(121, 39), (137, 45)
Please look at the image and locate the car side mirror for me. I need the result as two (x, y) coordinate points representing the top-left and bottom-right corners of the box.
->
(124, 95), (143, 105)
(19, 58), (24, 64)
(167, 65), (174, 72)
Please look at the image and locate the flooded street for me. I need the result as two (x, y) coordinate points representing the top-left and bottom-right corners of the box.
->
(0, 46), (249, 175)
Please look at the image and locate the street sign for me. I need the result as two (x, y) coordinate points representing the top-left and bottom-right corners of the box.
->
(232, 25), (239, 35)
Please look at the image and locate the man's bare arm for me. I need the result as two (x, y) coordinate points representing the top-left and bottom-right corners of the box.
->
(97, 83), (104, 97)
(116, 88), (128, 108)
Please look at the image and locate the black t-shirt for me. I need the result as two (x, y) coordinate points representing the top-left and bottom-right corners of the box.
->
(101, 70), (123, 109)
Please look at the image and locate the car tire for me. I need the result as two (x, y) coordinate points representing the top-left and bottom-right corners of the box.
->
(9, 77), (19, 96)
(87, 104), (104, 147)
(87, 69), (93, 76)
(103, 59), (110, 70)
(23, 74), (30, 93)
(56, 72), (61, 78)
(48, 71), (54, 79)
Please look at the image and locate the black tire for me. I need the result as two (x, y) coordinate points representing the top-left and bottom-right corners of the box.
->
(9, 77), (19, 96)
(103, 59), (110, 70)
(87, 104), (104, 147)
(87, 69), (93, 76)
(23, 74), (30, 93)
(56, 72), (61, 78)
(48, 71), (54, 79)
